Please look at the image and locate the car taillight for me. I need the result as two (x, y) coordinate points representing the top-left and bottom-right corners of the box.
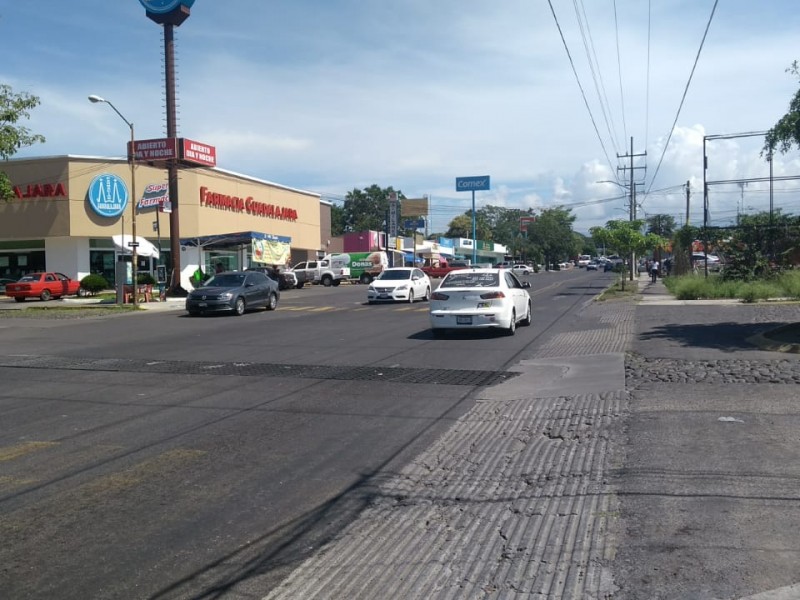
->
(480, 291), (505, 299)
(431, 292), (449, 300)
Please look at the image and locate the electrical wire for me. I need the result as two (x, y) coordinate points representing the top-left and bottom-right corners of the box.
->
(646, 0), (719, 194)
(546, 0), (617, 177)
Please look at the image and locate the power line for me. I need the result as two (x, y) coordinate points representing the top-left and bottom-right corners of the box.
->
(546, 0), (617, 176)
(646, 0), (719, 193)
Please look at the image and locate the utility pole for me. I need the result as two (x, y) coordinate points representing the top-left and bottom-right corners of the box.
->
(617, 137), (647, 281)
(685, 180), (691, 226)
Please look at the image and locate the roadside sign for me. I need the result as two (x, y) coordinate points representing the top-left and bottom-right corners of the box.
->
(456, 175), (490, 192)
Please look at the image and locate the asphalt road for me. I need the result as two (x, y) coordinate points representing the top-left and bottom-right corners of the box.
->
(0, 268), (613, 599)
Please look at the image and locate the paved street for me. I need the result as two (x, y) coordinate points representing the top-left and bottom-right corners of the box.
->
(2, 273), (799, 599)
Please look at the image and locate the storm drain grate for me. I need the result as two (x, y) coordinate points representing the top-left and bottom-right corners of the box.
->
(0, 355), (518, 387)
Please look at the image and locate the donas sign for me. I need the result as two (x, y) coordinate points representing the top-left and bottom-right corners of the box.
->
(138, 183), (169, 210)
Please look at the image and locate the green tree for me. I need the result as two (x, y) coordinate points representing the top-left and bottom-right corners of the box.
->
(330, 203), (346, 236)
(590, 219), (663, 289)
(1, 84), (46, 201)
(445, 211), (492, 241)
(764, 61), (800, 155)
(341, 185), (402, 233)
(646, 214), (677, 238)
(527, 207), (577, 270)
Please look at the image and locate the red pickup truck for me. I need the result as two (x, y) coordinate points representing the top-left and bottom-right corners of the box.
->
(421, 260), (469, 279)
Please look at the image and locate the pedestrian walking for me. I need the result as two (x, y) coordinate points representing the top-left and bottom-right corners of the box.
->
(650, 260), (660, 283)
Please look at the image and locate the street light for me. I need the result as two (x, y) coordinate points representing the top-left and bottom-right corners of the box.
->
(89, 94), (138, 307)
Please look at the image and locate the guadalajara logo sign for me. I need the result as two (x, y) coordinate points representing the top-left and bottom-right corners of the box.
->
(199, 186), (298, 221)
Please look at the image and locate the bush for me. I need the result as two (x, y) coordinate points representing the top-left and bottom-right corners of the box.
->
(137, 272), (156, 285)
(777, 271), (800, 299)
(80, 273), (109, 296)
(739, 281), (782, 303)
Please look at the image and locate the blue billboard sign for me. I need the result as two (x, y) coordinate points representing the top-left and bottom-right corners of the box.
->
(87, 174), (129, 218)
(456, 175), (490, 192)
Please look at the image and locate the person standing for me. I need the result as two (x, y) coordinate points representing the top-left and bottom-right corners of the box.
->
(650, 260), (660, 283)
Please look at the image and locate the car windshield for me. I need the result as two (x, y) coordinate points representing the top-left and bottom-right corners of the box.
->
(442, 272), (499, 288)
(204, 273), (246, 288)
(377, 269), (412, 281)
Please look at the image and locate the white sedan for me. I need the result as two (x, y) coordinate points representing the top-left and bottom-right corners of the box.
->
(367, 267), (432, 303)
(429, 268), (532, 336)
(511, 264), (532, 276)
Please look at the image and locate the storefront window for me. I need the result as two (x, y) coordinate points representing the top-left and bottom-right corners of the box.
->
(0, 251), (45, 278)
(206, 250), (238, 274)
(90, 250), (116, 286)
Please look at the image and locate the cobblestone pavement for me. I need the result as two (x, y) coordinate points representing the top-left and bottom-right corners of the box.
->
(266, 299), (635, 600)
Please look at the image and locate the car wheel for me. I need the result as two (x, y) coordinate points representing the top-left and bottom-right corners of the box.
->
(14, 297), (25, 303)
(40, 289), (52, 301)
(266, 292), (278, 311)
(360, 273), (372, 285)
(423, 286), (431, 301)
(408, 290), (415, 304)
(332, 280), (341, 287)
(296, 281), (304, 289)
(78, 288), (87, 297)
(521, 300), (532, 326)
(505, 309), (517, 336)
(321, 275), (333, 287)
(234, 297), (245, 316)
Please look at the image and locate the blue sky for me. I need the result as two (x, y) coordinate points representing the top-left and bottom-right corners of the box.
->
(4, 0), (800, 234)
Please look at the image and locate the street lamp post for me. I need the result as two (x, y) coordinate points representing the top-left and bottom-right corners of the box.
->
(89, 95), (138, 307)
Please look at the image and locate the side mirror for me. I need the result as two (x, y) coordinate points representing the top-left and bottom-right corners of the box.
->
(523, 282), (531, 288)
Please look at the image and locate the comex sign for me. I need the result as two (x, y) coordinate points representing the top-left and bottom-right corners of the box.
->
(456, 176), (490, 192)
(456, 175), (490, 263)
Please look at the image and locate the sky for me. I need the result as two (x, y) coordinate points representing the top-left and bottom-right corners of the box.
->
(4, 0), (800, 236)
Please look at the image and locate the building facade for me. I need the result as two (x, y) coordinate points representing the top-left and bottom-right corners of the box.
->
(0, 155), (330, 290)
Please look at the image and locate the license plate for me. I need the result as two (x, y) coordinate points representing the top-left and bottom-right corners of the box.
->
(198, 302), (207, 307)
(379, 294), (389, 298)
(457, 316), (472, 325)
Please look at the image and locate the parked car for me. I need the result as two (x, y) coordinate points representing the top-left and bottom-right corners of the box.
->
(246, 266), (297, 291)
(692, 253), (722, 271)
(0, 277), (17, 295)
(586, 261), (599, 271)
(429, 268), (532, 336)
(367, 267), (431, 304)
(511, 264), (531, 276)
(5, 272), (82, 302)
(185, 270), (279, 316)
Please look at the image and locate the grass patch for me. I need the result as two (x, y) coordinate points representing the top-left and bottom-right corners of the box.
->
(0, 305), (138, 318)
(663, 273), (800, 302)
(597, 277), (640, 301)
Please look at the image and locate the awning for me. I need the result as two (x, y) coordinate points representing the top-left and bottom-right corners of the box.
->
(180, 231), (291, 248)
(112, 234), (160, 258)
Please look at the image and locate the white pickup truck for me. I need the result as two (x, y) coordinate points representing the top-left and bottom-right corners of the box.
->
(290, 255), (351, 287)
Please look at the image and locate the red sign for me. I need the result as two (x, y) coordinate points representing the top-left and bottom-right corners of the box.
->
(519, 216), (536, 232)
(180, 138), (217, 167)
(199, 186), (298, 221)
(130, 138), (178, 161)
(13, 182), (67, 199)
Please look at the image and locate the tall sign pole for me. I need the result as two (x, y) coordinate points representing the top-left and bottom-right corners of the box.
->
(456, 175), (490, 265)
(138, 0), (195, 295)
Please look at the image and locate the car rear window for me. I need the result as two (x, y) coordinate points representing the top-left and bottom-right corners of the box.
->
(442, 272), (499, 288)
